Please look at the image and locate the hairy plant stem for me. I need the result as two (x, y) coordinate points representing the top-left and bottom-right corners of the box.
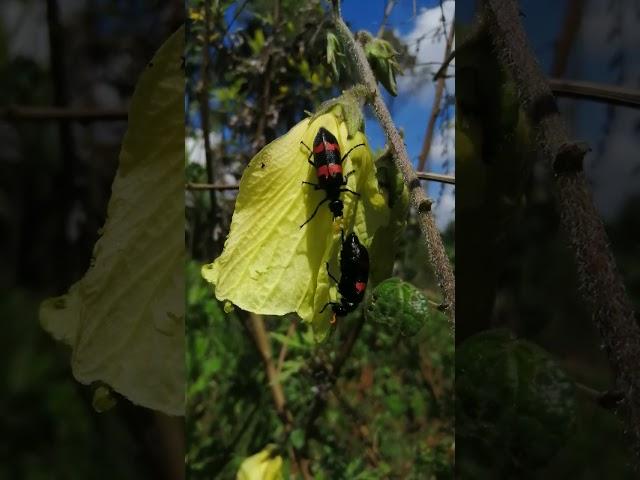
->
(483, 0), (640, 459)
(332, 2), (456, 323)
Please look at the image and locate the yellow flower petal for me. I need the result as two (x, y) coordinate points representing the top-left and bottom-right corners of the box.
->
(236, 446), (284, 480)
(202, 106), (390, 338)
(39, 27), (185, 415)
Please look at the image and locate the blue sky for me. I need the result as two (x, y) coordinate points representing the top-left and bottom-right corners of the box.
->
(193, 0), (456, 228)
(341, 0), (455, 228)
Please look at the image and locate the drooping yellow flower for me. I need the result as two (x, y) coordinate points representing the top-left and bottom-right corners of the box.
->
(202, 105), (389, 338)
(39, 27), (185, 415)
(236, 446), (284, 480)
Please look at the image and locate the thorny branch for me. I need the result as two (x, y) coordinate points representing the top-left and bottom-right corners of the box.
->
(483, 0), (640, 459)
(332, 0), (456, 323)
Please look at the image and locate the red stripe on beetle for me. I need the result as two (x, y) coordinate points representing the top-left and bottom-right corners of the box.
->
(355, 281), (366, 293)
(328, 164), (342, 175)
(313, 142), (340, 153)
(317, 165), (330, 178)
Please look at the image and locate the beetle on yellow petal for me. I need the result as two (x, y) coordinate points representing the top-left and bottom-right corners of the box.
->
(202, 103), (390, 339)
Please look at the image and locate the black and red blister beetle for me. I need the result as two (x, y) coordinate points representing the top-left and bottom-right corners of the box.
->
(299, 127), (365, 228)
(321, 231), (370, 324)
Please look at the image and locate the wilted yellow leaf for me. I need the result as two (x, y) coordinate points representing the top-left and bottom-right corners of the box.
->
(40, 27), (184, 415)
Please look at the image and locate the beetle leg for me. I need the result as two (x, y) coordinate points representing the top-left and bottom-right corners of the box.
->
(343, 170), (356, 182)
(300, 197), (329, 228)
(326, 262), (339, 284)
(339, 143), (365, 163)
(339, 187), (360, 197)
(320, 302), (339, 314)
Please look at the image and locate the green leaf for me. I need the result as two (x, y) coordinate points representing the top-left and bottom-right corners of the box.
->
(40, 27), (185, 415)
(366, 278), (432, 336)
(290, 429), (305, 450)
(270, 331), (304, 350)
(363, 37), (402, 96)
(456, 329), (577, 475)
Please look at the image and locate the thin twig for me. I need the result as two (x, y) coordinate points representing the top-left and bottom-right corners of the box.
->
(550, 0), (586, 77)
(416, 172), (455, 184)
(247, 314), (312, 480)
(248, 314), (290, 422)
(574, 382), (625, 410)
(1, 106), (128, 122)
(417, 23), (454, 171)
(549, 78), (640, 109)
(185, 171), (455, 191)
(46, 0), (78, 288)
(276, 321), (298, 375)
(301, 313), (367, 471)
(483, 0), (640, 458)
(186, 182), (240, 191)
(377, 0), (397, 37)
(199, 1), (220, 254)
(332, 2), (455, 322)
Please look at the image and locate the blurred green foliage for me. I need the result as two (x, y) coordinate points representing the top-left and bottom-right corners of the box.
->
(0, 292), (144, 479)
(186, 260), (454, 478)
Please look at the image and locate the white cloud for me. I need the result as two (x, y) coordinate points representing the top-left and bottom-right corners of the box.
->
(424, 114), (455, 172)
(186, 129), (222, 166)
(397, 0), (455, 106)
(432, 184), (455, 231)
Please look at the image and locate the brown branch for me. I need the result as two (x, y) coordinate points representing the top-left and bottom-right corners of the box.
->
(276, 321), (298, 375)
(248, 314), (290, 421)
(186, 172), (455, 192)
(186, 182), (240, 191)
(301, 313), (366, 472)
(377, 0), (397, 37)
(46, 0), (77, 287)
(333, 4), (455, 323)
(253, 0), (281, 149)
(1, 105), (128, 122)
(574, 382), (625, 410)
(199, 1), (220, 254)
(484, 0), (640, 459)
(416, 172), (455, 184)
(549, 78), (640, 109)
(550, 0), (586, 77)
(247, 314), (312, 480)
(417, 23), (454, 171)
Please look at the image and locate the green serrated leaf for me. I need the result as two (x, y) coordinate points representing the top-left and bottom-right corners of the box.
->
(366, 278), (431, 336)
(456, 329), (577, 475)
